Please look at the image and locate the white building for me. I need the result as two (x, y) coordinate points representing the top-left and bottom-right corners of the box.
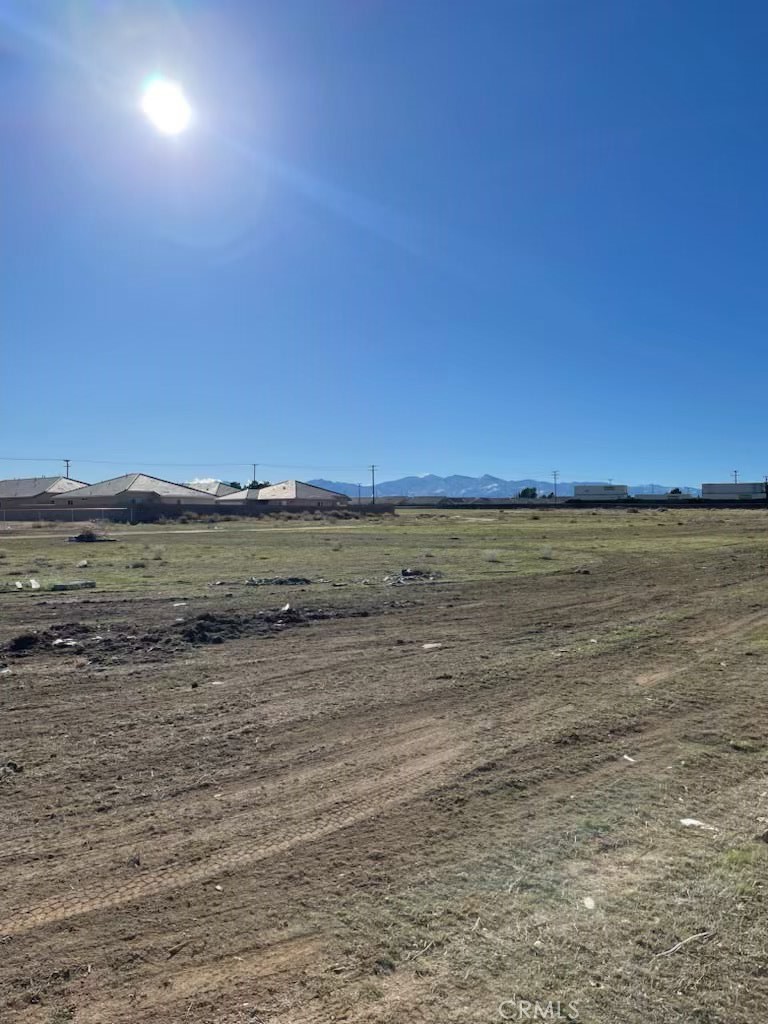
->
(702, 483), (766, 500)
(573, 484), (629, 500)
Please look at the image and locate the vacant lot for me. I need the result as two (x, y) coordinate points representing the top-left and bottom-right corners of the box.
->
(1, 508), (767, 1023)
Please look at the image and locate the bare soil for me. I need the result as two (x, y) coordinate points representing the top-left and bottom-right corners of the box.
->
(1, 533), (768, 1022)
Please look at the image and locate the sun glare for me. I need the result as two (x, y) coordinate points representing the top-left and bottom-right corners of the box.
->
(140, 77), (192, 136)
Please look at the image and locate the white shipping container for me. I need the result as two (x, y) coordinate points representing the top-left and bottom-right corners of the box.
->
(573, 484), (628, 499)
(702, 483), (766, 499)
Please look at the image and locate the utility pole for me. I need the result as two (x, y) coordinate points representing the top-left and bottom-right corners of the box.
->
(251, 463), (257, 488)
(370, 464), (377, 505)
(357, 482), (361, 504)
(552, 469), (559, 501)
(733, 469), (739, 484)
(63, 458), (70, 479)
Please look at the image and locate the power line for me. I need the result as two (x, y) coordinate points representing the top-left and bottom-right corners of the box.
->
(0, 456), (376, 472)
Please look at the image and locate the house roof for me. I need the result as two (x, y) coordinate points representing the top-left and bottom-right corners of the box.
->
(58, 474), (210, 499)
(217, 480), (349, 502)
(184, 480), (238, 497)
(216, 487), (262, 502)
(0, 476), (87, 499)
(256, 480), (349, 501)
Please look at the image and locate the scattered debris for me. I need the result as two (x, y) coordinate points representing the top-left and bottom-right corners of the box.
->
(622, 754), (636, 763)
(385, 567), (442, 586)
(29, 579), (40, 590)
(245, 576), (311, 586)
(0, 760), (23, 781)
(652, 930), (714, 960)
(5, 606), (373, 663)
(211, 680), (225, 686)
(173, 602), (187, 607)
(51, 581), (96, 591)
(76, 559), (89, 568)
(422, 642), (442, 650)
(679, 818), (717, 831)
(0, 667), (11, 675)
(14, 581), (22, 589)
(582, 896), (596, 910)
(588, 638), (598, 644)
(281, 602), (291, 612)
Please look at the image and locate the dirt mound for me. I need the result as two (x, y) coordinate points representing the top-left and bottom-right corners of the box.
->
(4, 606), (371, 664)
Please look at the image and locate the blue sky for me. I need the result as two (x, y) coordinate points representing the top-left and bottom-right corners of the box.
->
(3, 0), (768, 488)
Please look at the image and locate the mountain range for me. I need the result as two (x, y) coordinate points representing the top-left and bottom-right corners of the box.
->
(309, 474), (700, 498)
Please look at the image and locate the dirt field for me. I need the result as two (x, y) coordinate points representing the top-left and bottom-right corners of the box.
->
(1, 508), (767, 1023)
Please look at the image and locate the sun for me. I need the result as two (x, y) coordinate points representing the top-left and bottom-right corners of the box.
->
(140, 76), (192, 136)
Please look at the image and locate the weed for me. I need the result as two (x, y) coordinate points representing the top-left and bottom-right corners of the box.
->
(357, 982), (383, 1002)
(720, 845), (768, 870)
(47, 1009), (75, 1024)
(729, 738), (760, 752)
(483, 549), (503, 563)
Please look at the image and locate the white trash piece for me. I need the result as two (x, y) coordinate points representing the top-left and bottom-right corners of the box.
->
(680, 818), (717, 831)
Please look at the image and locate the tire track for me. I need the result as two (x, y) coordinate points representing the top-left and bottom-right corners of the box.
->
(0, 743), (463, 936)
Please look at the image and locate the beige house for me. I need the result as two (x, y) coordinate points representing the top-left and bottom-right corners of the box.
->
(0, 476), (86, 509)
(51, 473), (212, 509)
(217, 479), (349, 509)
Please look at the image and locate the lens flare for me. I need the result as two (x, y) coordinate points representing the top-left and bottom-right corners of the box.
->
(140, 77), (192, 135)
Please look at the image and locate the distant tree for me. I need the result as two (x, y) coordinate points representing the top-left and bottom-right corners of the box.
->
(519, 487), (538, 499)
(669, 487), (682, 495)
(247, 479), (271, 489)
(227, 481), (242, 490)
